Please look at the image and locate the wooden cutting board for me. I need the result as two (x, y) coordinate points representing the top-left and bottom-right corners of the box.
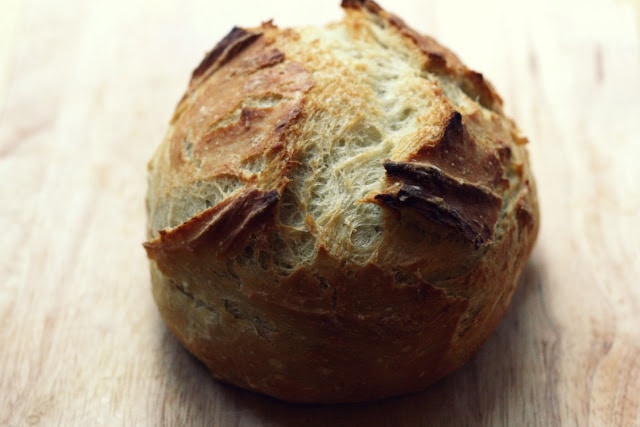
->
(1, 0), (639, 425)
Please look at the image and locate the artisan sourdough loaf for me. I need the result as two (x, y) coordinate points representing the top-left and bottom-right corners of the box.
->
(144, 0), (539, 403)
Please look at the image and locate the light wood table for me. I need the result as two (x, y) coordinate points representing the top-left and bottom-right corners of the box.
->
(1, 0), (639, 425)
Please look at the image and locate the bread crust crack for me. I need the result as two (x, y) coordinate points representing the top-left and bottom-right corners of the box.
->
(191, 27), (263, 85)
(376, 160), (501, 246)
(144, 188), (279, 259)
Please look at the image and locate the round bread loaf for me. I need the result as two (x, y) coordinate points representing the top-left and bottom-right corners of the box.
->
(144, 0), (539, 403)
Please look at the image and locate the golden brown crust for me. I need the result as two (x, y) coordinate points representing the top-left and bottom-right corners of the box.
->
(144, 0), (539, 403)
(343, 0), (503, 111)
(158, 24), (313, 194)
(191, 27), (263, 84)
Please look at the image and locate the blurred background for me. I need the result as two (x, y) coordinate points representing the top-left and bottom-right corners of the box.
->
(1, 0), (638, 425)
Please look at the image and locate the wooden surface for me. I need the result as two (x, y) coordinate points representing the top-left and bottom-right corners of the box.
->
(1, 0), (639, 425)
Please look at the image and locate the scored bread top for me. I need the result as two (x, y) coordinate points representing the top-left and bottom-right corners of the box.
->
(145, 0), (535, 280)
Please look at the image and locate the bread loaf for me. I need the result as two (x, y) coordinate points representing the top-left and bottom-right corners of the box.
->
(143, 0), (539, 403)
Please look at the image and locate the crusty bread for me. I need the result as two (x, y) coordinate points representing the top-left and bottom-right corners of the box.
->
(143, 0), (539, 403)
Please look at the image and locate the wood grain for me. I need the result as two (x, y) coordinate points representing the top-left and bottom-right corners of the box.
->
(1, 0), (639, 425)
